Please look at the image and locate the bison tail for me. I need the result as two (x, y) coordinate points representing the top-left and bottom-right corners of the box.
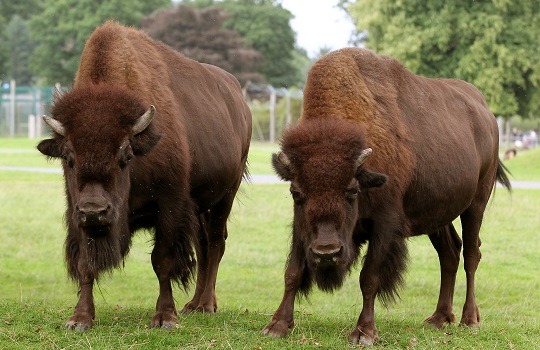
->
(496, 158), (512, 191)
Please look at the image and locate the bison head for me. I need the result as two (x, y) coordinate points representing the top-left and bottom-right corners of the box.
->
(272, 118), (387, 292)
(37, 84), (160, 237)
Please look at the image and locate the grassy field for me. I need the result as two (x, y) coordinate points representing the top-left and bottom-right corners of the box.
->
(0, 138), (539, 349)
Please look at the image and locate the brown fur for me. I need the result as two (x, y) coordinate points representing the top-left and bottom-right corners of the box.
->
(264, 48), (510, 345)
(38, 21), (251, 330)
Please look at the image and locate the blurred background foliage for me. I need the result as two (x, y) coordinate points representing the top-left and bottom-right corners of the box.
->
(0, 0), (538, 124)
(341, 0), (540, 120)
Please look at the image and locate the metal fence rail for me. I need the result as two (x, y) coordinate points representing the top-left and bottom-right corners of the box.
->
(0, 80), (54, 138)
(1, 81), (538, 149)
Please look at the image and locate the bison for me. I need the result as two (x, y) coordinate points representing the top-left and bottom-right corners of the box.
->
(262, 48), (511, 345)
(37, 21), (251, 330)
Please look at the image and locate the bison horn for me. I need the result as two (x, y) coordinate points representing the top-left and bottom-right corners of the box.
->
(132, 105), (156, 135)
(43, 115), (65, 136)
(277, 152), (291, 168)
(53, 83), (64, 100)
(356, 148), (373, 168)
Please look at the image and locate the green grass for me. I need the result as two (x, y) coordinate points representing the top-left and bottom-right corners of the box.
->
(503, 147), (540, 182)
(0, 138), (539, 349)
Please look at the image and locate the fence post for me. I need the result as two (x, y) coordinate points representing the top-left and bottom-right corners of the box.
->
(285, 90), (291, 127)
(269, 86), (276, 143)
(28, 114), (35, 139)
(9, 79), (16, 137)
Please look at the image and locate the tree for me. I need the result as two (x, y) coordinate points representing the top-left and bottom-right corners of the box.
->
(290, 47), (312, 88)
(142, 5), (264, 86)
(0, 0), (43, 20)
(345, 0), (540, 118)
(29, 0), (171, 85)
(220, 0), (298, 87)
(5, 16), (35, 85)
(0, 14), (7, 79)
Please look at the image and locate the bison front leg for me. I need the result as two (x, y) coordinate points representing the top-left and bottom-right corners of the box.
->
(150, 241), (179, 328)
(350, 225), (408, 346)
(66, 278), (95, 330)
(151, 198), (198, 328)
(65, 242), (96, 330)
(262, 253), (305, 338)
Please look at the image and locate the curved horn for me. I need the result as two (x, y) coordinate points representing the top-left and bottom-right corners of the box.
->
(132, 105), (156, 135)
(356, 148), (373, 168)
(43, 115), (65, 136)
(277, 151), (291, 168)
(53, 83), (64, 100)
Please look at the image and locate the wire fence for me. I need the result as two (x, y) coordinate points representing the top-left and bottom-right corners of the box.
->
(1, 81), (538, 151)
(0, 80), (303, 141)
(0, 80), (54, 138)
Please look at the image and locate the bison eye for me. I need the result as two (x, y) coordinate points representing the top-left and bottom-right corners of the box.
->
(62, 154), (74, 168)
(119, 145), (134, 168)
(119, 152), (133, 168)
(290, 189), (306, 205)
(346, 187), (359, 201)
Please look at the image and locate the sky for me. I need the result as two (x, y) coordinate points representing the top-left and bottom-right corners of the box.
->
(281, 0), (356, 57)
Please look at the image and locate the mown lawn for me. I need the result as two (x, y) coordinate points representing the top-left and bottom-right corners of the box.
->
(0, 138), (538, 349)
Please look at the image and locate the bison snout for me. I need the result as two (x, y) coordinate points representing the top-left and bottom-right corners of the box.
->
(77, 202), (112, 227)
(310, 243), (343, 265)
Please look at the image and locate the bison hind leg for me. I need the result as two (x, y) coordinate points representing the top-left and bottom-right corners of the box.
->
(424, 224), (462, 328)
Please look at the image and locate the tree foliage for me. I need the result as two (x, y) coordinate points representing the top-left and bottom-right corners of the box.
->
(345, 0), (540, 118)
(4, 16), (35, 85)
(0, 14), (7, 80)
(220, 0), (299, 87)
(0, 0), (43, 20)
(141, 5), (265, 85)
(29, 0), (171, 85)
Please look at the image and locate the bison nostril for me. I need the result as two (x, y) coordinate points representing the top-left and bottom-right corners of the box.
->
(98, 206), (110, 216)
(77, 203), (111, 227)
(311, 246), (343, 260)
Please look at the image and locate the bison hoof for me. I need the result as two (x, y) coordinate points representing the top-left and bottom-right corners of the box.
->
(65, 313), (94, 331)
(180, 303), (217, 314)
(459, 305), (480, 329)
(459, 317), (480, 329)
(424, 311), (456, 329)
(262, 320), (292, 338)
(349, 326), (378, 346)
(150, 311), (178, 329)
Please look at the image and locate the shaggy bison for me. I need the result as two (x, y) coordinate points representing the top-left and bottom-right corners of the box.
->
(37, 21), (251, 330)
(262, 48), (510, 345)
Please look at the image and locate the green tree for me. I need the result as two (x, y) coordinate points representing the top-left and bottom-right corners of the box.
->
(290, 47), (312, 87)
(141, 5), (265, 85)
(220, 0), (298, 87)
(0, 14), (7, 80)
(29, 0), (171, 85)
(5, 15), (35, 85)
(345, 0), (540, 118)
(0, 0), (43, 20)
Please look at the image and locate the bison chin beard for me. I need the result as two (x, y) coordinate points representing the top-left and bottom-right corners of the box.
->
(82, 221), (130, 277)
(311, 264), (348, 293)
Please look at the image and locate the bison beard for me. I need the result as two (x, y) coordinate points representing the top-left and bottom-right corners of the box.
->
(311, 265), (348, 293)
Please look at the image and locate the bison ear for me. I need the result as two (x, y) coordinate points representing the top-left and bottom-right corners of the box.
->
(37, 139), (62, 158)
(356, 169), (388, 188)
(272, 152), (293, 181)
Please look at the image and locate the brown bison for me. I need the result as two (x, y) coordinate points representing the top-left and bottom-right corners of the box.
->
(262, 48), (511, 345)
(37, 21), (251, 330)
